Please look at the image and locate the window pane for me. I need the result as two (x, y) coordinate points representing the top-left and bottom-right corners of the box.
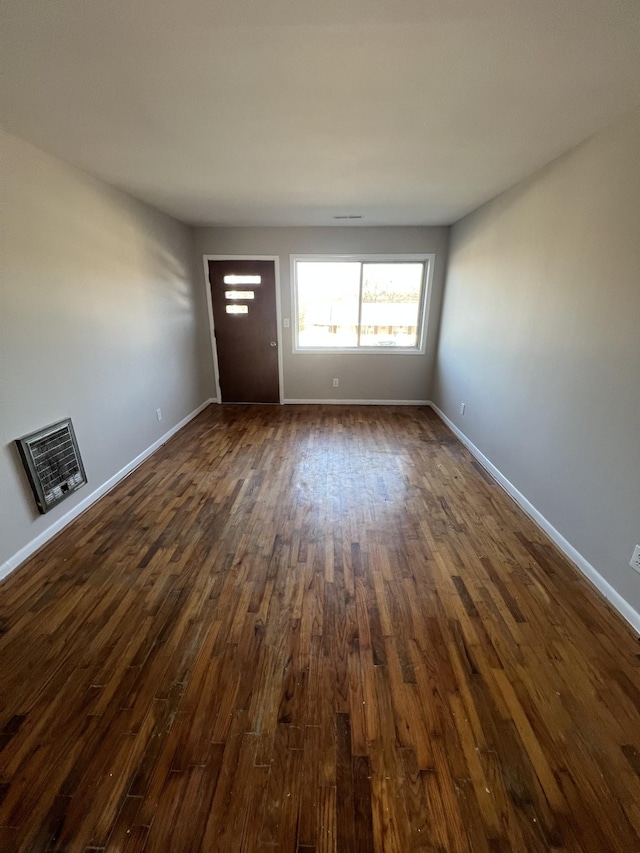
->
(296, 262), (360, 348)
(360, 263), (424, 348)
(223, 275), (261, 284)
(226, 305), (248, 314)
(225, 291), (255, 300)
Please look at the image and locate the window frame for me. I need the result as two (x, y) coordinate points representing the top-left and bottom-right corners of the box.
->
(290, 253), (435, 355)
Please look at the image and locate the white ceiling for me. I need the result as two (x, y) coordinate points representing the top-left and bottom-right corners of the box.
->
(2, 0), (639, 226)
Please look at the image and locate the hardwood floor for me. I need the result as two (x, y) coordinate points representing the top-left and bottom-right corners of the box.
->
(1, 404), (639, 852)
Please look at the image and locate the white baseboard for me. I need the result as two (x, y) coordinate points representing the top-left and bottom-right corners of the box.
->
(283, 399), (430, 406)
(428, 402), (640, 635)
(0, 398), (216, 584)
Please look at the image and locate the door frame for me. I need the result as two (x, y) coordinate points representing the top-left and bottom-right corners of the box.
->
(202, 254), (284, 404)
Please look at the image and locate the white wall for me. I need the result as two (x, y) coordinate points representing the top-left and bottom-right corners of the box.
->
(0, 131), (212, 574)
(194, 226), (448, 402)
(433, 108), (640, 622)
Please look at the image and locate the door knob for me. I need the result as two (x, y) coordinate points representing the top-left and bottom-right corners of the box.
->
(270, 341), (277, 347)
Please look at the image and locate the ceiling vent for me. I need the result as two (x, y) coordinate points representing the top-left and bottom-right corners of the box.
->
(16, 419), (87, 514)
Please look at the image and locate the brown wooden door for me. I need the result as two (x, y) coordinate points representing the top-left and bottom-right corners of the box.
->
(208, 259), (280, 403)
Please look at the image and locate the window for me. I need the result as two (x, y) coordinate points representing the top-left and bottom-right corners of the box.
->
(223, 275), (261, 285)
(225, 291), (255, 300)
(292, 255), (432, 353)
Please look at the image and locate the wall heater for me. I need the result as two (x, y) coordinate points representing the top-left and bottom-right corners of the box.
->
(15, 419), (87, 514)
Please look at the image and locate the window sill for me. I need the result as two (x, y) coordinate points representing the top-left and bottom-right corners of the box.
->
(293, 347), (427, 356)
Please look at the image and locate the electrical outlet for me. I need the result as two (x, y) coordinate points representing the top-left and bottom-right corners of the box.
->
(156, 408), (163, 422)
(630, 545), (640, 573)
(460, 403), (466, 415)
(333, 378), (339, 387)
(283, 318), (290, 328)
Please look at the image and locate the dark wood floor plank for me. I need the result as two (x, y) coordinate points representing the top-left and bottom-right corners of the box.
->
(0, 404), (638, 852)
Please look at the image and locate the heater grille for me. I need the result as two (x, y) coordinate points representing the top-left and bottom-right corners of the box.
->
(16, 419), (87, 514)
